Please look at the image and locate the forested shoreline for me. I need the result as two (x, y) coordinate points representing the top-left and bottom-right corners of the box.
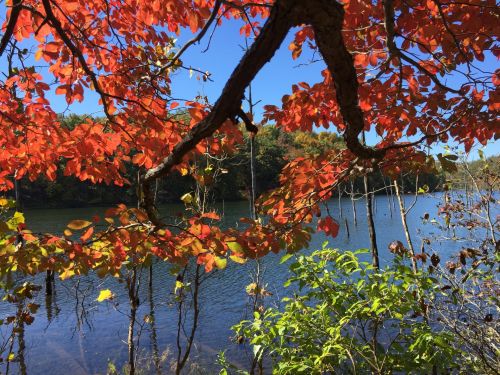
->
(12, 116), (450, 209)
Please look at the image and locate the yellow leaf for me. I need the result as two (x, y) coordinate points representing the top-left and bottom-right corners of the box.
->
(180, 192), (193, 204)
(180, 167), (189, 176)
(230, 255), (247, 264)
(7, 212), (24, 230)
(214, 256), (227, 270)
(59, 268), (75, 280)
(64, 229), (73, 237)
(7, 353), (15, 361)
(174, 280), (184, 293)
(227, 241), (244, 254)
(34, 49), (43, 61)
(97, 289), (114, 302)
(67, 220), (92, 230)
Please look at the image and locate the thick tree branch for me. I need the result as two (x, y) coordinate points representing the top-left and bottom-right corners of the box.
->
(140, 0), (297, 224)
(140, 0), (389, 225)
(307, 0), (386, 160)
(143, 4), (294, 183)
(0, 0), (23, 57)
(238, 109), (258, 134)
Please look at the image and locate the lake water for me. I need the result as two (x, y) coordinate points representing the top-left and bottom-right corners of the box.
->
(0, 193), (482, 374)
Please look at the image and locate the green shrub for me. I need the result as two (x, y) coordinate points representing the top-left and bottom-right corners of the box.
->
(230, 245), (459, 374)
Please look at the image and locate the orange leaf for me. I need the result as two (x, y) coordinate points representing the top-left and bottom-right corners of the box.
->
(67, 220), (92, 230)
(317, 216), (339, 238)
(80, 227), (94, 242)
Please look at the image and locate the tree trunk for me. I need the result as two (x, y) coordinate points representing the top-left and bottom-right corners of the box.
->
(350, 181), (358, 226)
(338, 185), (343, 218)
(148, 265), (161, 375)
(394, 178), (418, 273)
(364, 174), (379, 269)
(127, 267), (138, 375)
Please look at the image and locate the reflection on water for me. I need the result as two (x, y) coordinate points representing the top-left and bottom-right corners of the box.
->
(0, 194), (483, 374)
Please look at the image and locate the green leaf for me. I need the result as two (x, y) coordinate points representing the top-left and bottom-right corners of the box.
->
(7, 212), (24, 230)
(280, 253), (293, 264)
(438, 153), (458, 173)
(478, 149), (484, 160)
(418, 184), (429, 194)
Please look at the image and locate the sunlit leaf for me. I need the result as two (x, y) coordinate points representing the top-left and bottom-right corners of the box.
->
(97, 289), (115, 302)
(67, 220), (92, 230)
(229, 255), (247, 264)
(180, 192), (193, 204)
(214, 256), (227, 270)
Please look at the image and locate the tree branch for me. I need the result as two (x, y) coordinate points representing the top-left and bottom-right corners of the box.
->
(140, 0), (297, 224)
(156, 0), (223, 76)
(41, 0), (112, 118)
(307, 0), (386, 160)
(0, 0), (23, 57)
(140, 0), (393, 225)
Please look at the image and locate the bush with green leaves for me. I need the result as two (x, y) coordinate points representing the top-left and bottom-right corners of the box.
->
(229, 246), (460, 374)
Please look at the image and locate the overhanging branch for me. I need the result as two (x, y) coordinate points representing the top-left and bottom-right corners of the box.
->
(0, 0), (23, 57)
(140, 0), (388, 225)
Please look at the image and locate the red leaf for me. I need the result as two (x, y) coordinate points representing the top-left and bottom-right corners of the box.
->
(317, 216), (339, 238)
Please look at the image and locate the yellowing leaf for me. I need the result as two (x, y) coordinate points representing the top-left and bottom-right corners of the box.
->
(67, 220), (92, 230)
(180, 192), (193, 204)
(230, 255), (247, 264)
(227, 241), (243, 254)
(60, 268), (75, 280)
(174, 280), (184, 293)
(64, 229), (73, 237)
(7, 212), (24, 230)
(97, 289), (114, 302)
(214, 256), (227, 270)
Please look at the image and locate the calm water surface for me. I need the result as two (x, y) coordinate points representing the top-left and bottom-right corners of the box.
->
(0, 194), (479, 374)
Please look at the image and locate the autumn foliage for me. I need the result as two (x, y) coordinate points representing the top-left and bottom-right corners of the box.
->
(0, 0), (498, 274)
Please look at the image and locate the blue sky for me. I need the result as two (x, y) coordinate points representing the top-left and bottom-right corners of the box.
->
(3, 9), (498, 158)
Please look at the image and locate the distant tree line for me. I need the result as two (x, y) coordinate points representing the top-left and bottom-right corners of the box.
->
(11, 115), (448, 208)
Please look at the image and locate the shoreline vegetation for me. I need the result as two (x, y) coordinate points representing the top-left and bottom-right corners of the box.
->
(11, 115), (486, 210)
